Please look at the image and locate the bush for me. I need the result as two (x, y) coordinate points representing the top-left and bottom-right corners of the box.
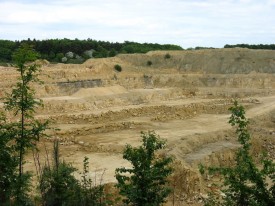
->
(164, 53), (171, 59)
(147, 60), (152, 66)
(78, 156), (114, 206)
(39, 140), (80, 206)
(39, 140), (114, 206)
(114, 64), (122, 72)
(0, 113), (17, 204)
(109, 49), (117, 57)
(116, 131), (173, 206)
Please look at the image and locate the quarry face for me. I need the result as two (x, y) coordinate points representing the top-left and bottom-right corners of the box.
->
(1, 48), (275, 202)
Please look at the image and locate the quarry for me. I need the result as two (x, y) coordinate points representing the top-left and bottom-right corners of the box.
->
(1, 48), (275, 205)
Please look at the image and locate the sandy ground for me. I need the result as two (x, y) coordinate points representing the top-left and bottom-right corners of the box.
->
(24, 94), (275, 185)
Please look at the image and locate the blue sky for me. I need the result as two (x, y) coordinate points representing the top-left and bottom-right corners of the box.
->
(0, 0), (274, 48)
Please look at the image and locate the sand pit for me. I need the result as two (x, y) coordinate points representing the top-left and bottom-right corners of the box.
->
(1, 48), (275, 205)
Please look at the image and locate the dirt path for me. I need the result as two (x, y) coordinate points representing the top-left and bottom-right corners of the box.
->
(246, 95), (275, 117)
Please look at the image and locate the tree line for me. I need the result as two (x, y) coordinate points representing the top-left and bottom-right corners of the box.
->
(0, 38), (182, 64)
(224, 44), (275, 50)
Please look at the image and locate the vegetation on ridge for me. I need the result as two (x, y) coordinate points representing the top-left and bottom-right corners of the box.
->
(0, 38), (182, 64)
(224, 44), (275, 50)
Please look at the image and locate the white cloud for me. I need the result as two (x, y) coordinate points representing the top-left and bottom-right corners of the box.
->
(0, 0), (274, 47)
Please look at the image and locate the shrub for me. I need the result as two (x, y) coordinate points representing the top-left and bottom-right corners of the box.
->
(0, 113), (17, 204)
(39, 141), (114, 206)
(78, 156), (113, 206)
(39, 140), (80, 206)
(164, 53), (171, 59)
(147, 60), (152, 66)
(109, 49), (117, 57)
(114, 64), (122, 72)
(116, 131), (173, 206)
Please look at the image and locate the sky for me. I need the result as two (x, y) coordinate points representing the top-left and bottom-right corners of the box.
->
(0, 0), (274, 48)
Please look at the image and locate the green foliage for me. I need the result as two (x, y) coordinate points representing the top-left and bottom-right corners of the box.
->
(0, 38), (183, 63)
(39, 141), (113, 206)
(194, 46), (216, 50)
(39, 140), (80, 206)
(114, 64), (122, 72)
(164, 53), (171, 59)
(78, 156), (114, 206)
(109, 48), (117, 57)
(1, 43), (48, 204)
(202, 101), (275, 206)
(122, 45), (135, 53)
(11, 43), (40, 67)
(0, 113), (17, 204)
(13, 172), (34, 206)
(224, 44), (275, 50)
(115, 131), (173, 206)
(79, 156), (103, 205)
(121, 41), (182, 54)
(147, 60), (152, 66)
(0, 40), (17, 62)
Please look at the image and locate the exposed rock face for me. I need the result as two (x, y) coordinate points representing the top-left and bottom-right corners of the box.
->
(118, 48), (275, 74)
(57, 79), (103, 95)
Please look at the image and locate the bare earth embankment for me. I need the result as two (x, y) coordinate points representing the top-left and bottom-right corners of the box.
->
(1, 48), (275, 205)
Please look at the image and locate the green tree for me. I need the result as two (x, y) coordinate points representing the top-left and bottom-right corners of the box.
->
(203, 101), (275, 206)
(56, 52), (64, 62)
(115, 131), (173, 206)
(0, 113), (18, 204)
(0, 38), (184, 63)
(114, 64), (122, 72)
(147, 60), (152, 66)
(109, 48), (117, 57)
(2, 43), (48, 204)
(0, 40), (16, 62)
(39, 140), (80, 206)
(164, 53), (171, 59)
